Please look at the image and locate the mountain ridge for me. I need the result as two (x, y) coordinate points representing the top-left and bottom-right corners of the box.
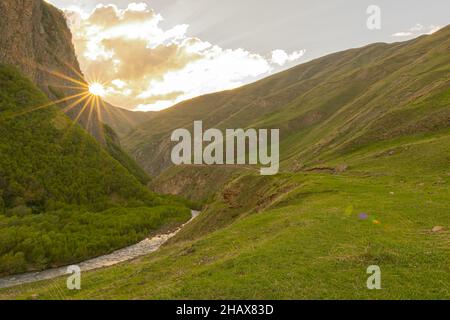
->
(123, 25), (450, 176)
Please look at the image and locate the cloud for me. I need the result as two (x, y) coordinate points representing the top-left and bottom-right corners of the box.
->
(64, 3), (305, 111)
(392, 24), (441, 37)
(271, 49), (306, 66)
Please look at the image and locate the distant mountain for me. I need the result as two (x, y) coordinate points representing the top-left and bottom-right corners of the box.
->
(124, 25), (450, 176)
(100, 101), (156, 138)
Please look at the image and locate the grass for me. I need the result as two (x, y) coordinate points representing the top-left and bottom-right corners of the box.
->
(3, 117), (449, 300)
(1, 168), (448, 299)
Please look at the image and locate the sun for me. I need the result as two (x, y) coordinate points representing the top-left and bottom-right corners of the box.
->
(88, 83), (106, 96)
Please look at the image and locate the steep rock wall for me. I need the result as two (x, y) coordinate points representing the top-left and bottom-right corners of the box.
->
(0, 0), (82, 99)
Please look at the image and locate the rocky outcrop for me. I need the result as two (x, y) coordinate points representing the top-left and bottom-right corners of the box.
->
(0, 0), (82, 99)
(149, 165), (251, 204)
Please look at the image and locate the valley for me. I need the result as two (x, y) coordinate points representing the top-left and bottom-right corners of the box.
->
(0, 0), (448, 300)
(2, 168), (448, 299)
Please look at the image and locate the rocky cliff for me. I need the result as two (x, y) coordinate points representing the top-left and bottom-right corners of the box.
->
(0, 0), (82, 99)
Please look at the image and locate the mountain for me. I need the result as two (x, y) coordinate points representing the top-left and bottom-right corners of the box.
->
(123, 25), (449, 260)
(0, 0), (79, 100)
(100, 101), (156, 138)
(0, 0), (148, 134)
(124, 25), (450, 177)
(0, 1), (147, 146)
(0, 0), (154, 182)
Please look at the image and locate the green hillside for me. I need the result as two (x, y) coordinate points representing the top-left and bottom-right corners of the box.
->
(0, 64), (191, 275)
(3, 165), (448, 299)
(124, 25), (450, 176)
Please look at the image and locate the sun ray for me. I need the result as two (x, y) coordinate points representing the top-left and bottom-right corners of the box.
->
(97, 97), (117, 126)
(45, 83), (89, 92)
(9, 55), (115, 140)
(95, 96), (106, 143)
(7, 91), (89, 119)
(86, 95), (98, 137)
(73, 95), (94, 126)
(62, 93), (91, 114)
(5, 55), (117, 148)
(43, 68), (88, 88)
(14, 54), (88, 89)
(62, 60), (86, 82)
(61, 95), (95, 142)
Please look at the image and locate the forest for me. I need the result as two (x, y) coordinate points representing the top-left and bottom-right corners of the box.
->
(0, 206), (191, 275)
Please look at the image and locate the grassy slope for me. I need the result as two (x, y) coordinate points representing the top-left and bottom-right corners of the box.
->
(2, 150), (448, 299)
(124, 26), (450, 176)
(103, 124), (151, 185)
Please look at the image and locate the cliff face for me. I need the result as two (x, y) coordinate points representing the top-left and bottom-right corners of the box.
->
(0, 0), (82, 99)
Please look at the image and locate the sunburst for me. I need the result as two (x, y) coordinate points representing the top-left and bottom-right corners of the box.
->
(5, 59), (110, 135)
(88, 83), (106, 97)
(5, 57), (142, 145)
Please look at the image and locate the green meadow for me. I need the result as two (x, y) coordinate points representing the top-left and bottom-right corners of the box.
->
(1, 130), (448, 299)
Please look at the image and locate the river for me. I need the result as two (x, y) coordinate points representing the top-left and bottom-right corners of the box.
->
(0, 210), (200, 289)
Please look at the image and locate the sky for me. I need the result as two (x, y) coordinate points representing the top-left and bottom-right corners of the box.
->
(48, 0), (450, 111)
